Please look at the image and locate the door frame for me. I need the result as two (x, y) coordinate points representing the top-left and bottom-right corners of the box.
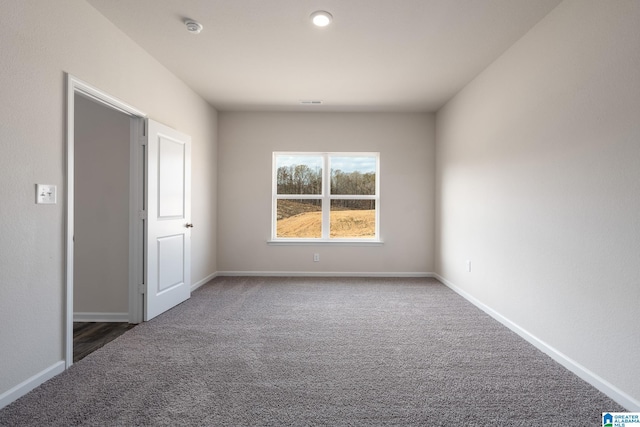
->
(65, 74), (146, 368)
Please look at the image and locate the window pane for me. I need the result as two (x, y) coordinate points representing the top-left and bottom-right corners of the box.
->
(276, 155), (323, 195)
(330, 200), (376, 238)
(276, 199), (322, 238)
(330, 156), (377, 195)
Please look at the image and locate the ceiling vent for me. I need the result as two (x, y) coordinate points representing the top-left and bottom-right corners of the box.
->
(300, 100), (323, 105)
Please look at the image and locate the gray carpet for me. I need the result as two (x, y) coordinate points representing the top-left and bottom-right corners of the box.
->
(0, 277), (623, 426)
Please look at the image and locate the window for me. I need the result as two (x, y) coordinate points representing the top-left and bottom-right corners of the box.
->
(272, 152), (380, 242)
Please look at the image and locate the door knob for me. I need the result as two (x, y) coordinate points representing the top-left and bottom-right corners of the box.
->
(185, 223), (194, 228)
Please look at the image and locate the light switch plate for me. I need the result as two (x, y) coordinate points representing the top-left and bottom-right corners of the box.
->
(36, 184), (57, 204)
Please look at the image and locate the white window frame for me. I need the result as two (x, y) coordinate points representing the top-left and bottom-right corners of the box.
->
(270, 152), (381, 244)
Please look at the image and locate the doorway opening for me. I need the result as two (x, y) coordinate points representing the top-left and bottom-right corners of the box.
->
(72, 92), (138, 362)
(66, 75), (146, 368)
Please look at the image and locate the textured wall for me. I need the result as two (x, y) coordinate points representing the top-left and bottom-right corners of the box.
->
(436, 0), (640, 406)
(218, 112), (435, 275)
(0, 0), (217, 398)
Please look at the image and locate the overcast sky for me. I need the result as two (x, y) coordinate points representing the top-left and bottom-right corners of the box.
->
(276, 154), (377, 174)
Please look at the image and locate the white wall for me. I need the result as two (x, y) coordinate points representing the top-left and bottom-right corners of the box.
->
(436, 0), (640, 408)
(0, 0), (217, 401)
(73, 94), (130, 315)
(218, 112), (435, 275)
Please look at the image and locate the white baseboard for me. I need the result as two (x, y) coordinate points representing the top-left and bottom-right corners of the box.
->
(433, 273), (640, 411)
(191, 272), (218, 292)
(216, 271), (435, 278)
(73, 312), (129, 322)
(0, 361), (65, 410)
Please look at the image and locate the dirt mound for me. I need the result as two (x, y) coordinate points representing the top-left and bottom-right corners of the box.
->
(277, 210), (375, 238)
(277, 200), (321, 220)
(329, 210), (376, 237)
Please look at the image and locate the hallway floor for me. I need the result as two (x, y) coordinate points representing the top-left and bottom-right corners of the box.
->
(73, 322), (135, 362)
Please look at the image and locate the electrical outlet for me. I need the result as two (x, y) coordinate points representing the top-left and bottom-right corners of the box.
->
(313, 253), (320, 262)
(36, 184), (57, 204)
(466, 260), (471, 272)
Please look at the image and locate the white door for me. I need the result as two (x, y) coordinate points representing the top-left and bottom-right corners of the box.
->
(145, 119), (191, 320)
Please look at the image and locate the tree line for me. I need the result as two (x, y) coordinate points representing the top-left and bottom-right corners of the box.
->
(277, 165), (376, 210)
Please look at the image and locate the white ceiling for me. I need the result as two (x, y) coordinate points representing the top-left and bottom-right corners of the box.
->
(85, 0), (562, 112)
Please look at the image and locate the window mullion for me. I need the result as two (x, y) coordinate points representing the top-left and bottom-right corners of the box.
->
(321, 154), (330, 239)
(329, 195), (377, 200)
(276, 194), (321, 200)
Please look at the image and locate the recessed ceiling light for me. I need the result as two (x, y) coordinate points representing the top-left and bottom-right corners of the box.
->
(185, 19), (203, 34)
(310, 11), (333, 27)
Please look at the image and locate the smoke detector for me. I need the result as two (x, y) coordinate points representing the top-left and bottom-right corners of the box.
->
(185, 19), (203, 34)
